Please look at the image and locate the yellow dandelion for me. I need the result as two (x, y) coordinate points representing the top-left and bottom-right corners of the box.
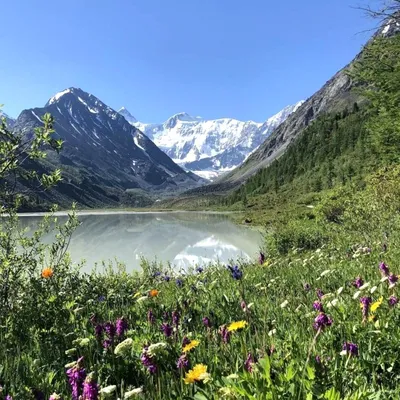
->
(184, 364), (210, 384)
(227, 320), (248, 332)
(183, 339), (200, 353)
(371, 296), (383, 313)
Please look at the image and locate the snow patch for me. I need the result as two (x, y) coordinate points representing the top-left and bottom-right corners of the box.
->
(47, 89), (71, 105)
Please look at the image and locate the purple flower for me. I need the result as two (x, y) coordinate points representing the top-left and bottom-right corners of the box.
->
(66, 357), (86, 400)
(5, 396), (13, 400)
(360, 296), (372, 320)
(304, 283), (311, 292)
(176, 279), (183, 287)
(352, 277), (364, 289)
(316, 289), (324, 299)
(116, 317), (128, 337)
(141, 347), (157, 374)
(182, 336), (191, 347)
(389, 295), (399, 307)
(82, 373), (99, 400)
(94, 324), (103, 339)
(176, 354), (189, 370)
(202, 317), (211, 328)
(31, 389), (45, 400)
(147, 309), (155, 325)
(161, 323), (173, 338)
(258, 252), (265, 265)
(342, 342), (359, 357)
(152, 271), (161, 278)
(102, 339), (112, 349)
(228, 265), (243, 280)
(98, 295), (106, 302)
(244, 353), (254, 372)
(315, 355), (321, 364)
(103, 322), (116, 339)
(164, 275), (171, 282)
(389, 274), (398, 285)
(379, 262), (390, 276)
(172, 311), (180, 327)
(196, 267), (204, 274)
(219, 324), (231, 343)
(313, 312), (333, 330)
(313, 301), (324, 312)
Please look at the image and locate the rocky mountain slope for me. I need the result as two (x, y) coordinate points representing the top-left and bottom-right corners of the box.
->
(119, 103), (303, 180)
(13, 88), (203, 208)
(0, 111), (15, 128)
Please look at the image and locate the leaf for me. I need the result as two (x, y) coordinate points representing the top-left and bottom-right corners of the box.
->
(306, 365), (315, 380)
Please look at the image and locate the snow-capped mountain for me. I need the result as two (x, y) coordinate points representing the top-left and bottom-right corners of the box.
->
(13, 87), (203, 207)
(0, 110), (16, 128)
(119, 102), (303, 180)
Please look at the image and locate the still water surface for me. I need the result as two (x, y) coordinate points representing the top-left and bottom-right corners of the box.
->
(18, 212), (264, 273)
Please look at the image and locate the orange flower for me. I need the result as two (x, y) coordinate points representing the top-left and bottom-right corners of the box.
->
(41, 267), (54, 279)
(149, 289), (159, 297)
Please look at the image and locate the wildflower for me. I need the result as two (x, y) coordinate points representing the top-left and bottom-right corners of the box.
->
(161, 323), (173, 338)
(172, 311), (180, 327)
(49, 394), (61, 400)
(258, 252), (265, 265)
(162, 311), (170, 322)
(5, 396), (13, 400)
(280, 300), (289, 308)
(98, 295), (106, 302)
(124, 388), (143, 398)
(176, 279), (183, 287)
(337, 286), (344, 295)
(177, 354), (190, 369)
(360, 296), (372, 321)
(227, 320), (247, 332)
(103, 322), (116, 339)
(141, 347), (157, 374)
(219, 325), (231, 343)
(244, 353), (254, 372)
(389, 295), (399, 306)
(352, 277), (363, 289)
(82, 373), (99, 400)
(342, 342), (359, 357)
(371, 297), (383, 313)
(359, 282), (370, 290)
(184, 364), (210, 384)
(196, 267), (204, 273)
(316, 289), (324, 299)
(31, 389), (45, 400)
(116, 317), (128, 337)
(102, 339), (112, 349)
(149, 289), (159, 297)
(164, 275), (171, 282)
(304, 283), (311, 292)
(182, 336), (191, 347)
(379, 262), (390, 277)
(313, 312), (333, 330)
(99, 385), (116, 397)
(147, 309), (155, 325)
(315, 355), (321, 364)
(183, 339), (200, 353)
(388, 274), (398, 285)
(147, 342), (167, 357)
(94, 324), (103, 339)
(66, 357), (86, 400)
(227, 265), (243, 280)
(114, 338), (133, 357)
(313, 301), (324, 312)
(41, 267), (53, 279)
(268, 328), (276, 336)
(240, 300), (247, 312)
(202, 317), (211, 328)
(152, 271), (161, 278)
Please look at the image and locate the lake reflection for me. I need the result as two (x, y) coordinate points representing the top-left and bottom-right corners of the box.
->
(18, 212), (264, 273)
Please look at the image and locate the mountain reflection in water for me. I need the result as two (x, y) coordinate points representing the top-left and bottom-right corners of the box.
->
(18, 212), (264, 272)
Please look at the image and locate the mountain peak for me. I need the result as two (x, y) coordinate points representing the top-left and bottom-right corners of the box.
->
(118, 107), (137, 123)
(45, 87), (87, 106)
(164, 112), (202, 129)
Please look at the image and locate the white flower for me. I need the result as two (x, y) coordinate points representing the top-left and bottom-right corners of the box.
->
(337, 287), (344, 295)
(359, 282), (370, 290)
(124, 387), (143, 398)
(380, 277), (388, 283)
(147, 342), (167, 357)
(320, 269), (331, 277)
(340, 350), (347, 356)
(370, 286), (378, 293)
(100, 385), (117, 397)
(327, 299), (339, 308)
(280, 300), (289, 308)
(268, 329), (277, 336)
(114, 338), (133, 356)
(353, 291), (361, 299)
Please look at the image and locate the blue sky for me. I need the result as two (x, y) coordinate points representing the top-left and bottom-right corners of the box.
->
(1, 0), (381, 123)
